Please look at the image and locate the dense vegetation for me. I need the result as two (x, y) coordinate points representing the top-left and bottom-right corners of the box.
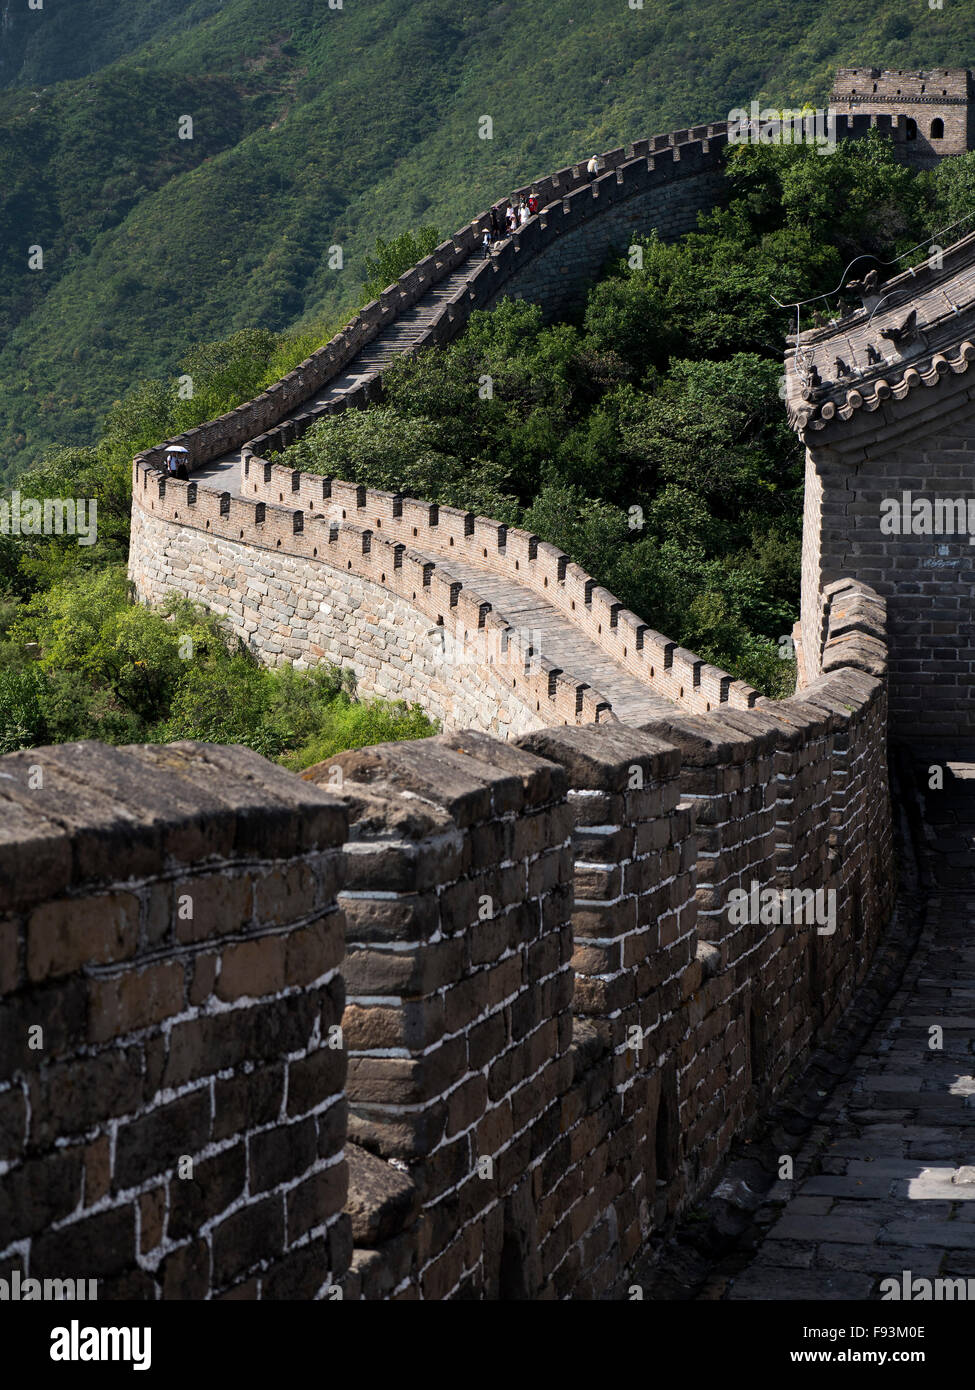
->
(3, 99), (974, 752)
(0, 576), (432, 766)
(2, 0), (973, 474)
(0, 326), (436, 763)
(280, 138), (970, 694)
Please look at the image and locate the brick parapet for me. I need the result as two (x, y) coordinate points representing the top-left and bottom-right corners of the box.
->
(286, 583), (890, 1295)
(129, 463), (614, 731)
(0, 741), (351, 1300)
(302, 732), (576, 1299)
(0, 577), (894, 1297)
(225, 457), (758, 717)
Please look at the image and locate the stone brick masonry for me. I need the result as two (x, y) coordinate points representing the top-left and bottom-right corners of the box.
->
(130, 501), (541, 740)
(788, 218), (975, 752)
(0, 742), (351, 1299)
(0, 581), (894, 1298)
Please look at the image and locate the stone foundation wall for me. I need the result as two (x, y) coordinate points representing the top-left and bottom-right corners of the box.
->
(129, 504), (543, 740)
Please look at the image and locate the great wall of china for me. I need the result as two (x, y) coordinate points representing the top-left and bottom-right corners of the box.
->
(3, 76), (974, 1299)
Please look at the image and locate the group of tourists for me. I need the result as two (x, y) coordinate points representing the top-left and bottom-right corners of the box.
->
(165, 447), (190, 480)
(479, 157), (602, 256)
(481, 191), (542, 255)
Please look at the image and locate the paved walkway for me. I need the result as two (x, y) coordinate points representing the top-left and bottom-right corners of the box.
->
(723, 763), (975, 1299)
(440, 559), (676, 725)
(204, 262), (488, 479)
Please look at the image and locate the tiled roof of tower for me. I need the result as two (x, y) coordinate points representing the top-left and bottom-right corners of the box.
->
(784, 228), (975, 440)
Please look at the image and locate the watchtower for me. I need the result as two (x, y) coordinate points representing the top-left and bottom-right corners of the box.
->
(830, 67), (975, 169)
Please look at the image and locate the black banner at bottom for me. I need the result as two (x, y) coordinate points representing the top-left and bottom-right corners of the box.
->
(2, 1298), (969, 1375)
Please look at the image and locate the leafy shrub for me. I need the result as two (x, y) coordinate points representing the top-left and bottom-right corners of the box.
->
(362, 227), (440, 303)
(0, 566), (437, 761)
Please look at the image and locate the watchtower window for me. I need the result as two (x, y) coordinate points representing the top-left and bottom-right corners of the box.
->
(931, 117), (945, 139)
(905, 118), (918, 140)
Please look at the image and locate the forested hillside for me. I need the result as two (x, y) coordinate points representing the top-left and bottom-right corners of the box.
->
(5, 137), (969, 758)
(1, 0), (972, 472)
(0, 0), (207, 88)
(280, 136), (972, 695)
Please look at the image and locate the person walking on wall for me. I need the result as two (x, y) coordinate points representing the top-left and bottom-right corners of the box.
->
(481, 227), (492, 258)
(166, 448), (190, 481)
(528, 191), (539, 215)
(491, 206), (503, 239)
(587, 154), (600, 176)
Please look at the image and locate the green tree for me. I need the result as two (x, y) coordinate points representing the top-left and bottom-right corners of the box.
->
(362, 226), (440, 302)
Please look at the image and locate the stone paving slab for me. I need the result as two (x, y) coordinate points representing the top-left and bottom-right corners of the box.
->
(724, 773), (975, 1300)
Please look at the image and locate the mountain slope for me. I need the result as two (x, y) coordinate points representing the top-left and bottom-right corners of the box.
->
(0, 0), (209, 89)
(1, 0), (973, 474)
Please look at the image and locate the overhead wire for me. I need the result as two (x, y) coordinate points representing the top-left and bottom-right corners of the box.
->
(773, 208), (975, 390)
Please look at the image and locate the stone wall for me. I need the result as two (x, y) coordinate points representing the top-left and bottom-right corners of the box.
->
(129, 452), (758, 734)
(0, 577), (893, 1299)
(0, 742), (350, 1300)
(129, 502), (546, 740)
(797, 361), (975, 752)
(326, 733), (577, 1298)
(131, 126), (734, 472)
(315, 577), (892, 1300)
